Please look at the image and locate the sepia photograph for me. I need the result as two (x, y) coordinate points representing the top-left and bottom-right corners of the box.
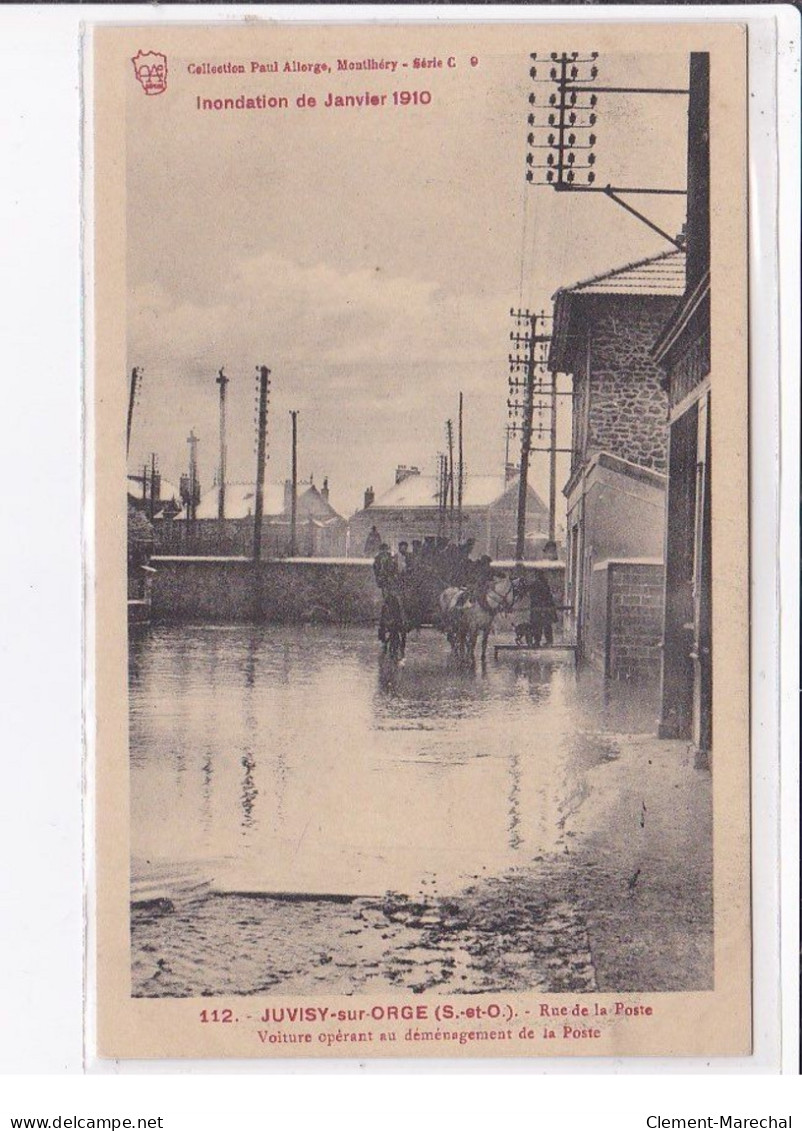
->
(92, 20), (750, 1058)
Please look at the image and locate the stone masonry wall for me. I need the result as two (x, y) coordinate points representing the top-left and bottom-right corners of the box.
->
(149, 557), (565, 627)
(607, 562), (665, 682)
(150, 558), (381, 624)
(586, 295), (676, 472)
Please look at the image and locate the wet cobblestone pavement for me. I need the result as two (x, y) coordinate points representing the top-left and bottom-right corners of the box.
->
(132, 868), (597, 997)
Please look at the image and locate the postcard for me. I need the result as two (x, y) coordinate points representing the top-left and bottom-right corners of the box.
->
(90, 18), (750, 1059)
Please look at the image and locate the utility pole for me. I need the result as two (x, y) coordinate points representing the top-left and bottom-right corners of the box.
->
(289, 410), (299, 557)
(253, 365), (271, 561)
(549, 370), (558, 542)
(457, 392), (464, 545)
(526, 51), (688, 250)
(127, 367), (142, 457)
(508, 311), (571, 557)
(149, 452), (158, 522)
(216, 368), (229, 523)
(446, 419), (455, 542)
(437, 452), (449, 540)
(186, 430), (199, 526)
(515, 318), (536, 562)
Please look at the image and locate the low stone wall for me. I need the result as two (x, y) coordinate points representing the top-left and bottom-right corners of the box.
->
(149, 556), (565, 625)
(589, 559), (665, 681)
(150, 557), (380, 624)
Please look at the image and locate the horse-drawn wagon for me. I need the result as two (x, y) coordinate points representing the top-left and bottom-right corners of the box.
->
(374, 544), (528, 663)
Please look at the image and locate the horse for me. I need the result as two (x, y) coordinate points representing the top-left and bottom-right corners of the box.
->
(378, 591), (407, 662)
(438, 575), (520, 663)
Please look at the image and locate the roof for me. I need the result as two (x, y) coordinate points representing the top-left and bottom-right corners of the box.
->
(592, 450), (667, 489)
(553, 249), (686, 298)
(550, 249), (686, 375)
(193, 482), (285, 520)
(187, 481), (344, 522)
(368, 474), (547, 513)
(127, 473), (181, 502)
(297, 483), (343, 521)
(652, 269), (711, 367)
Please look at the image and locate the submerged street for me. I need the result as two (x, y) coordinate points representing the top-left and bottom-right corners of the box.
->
(130, 625), (712, 997)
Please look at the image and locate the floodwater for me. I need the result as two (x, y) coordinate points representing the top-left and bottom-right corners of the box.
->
(130, 624), (659, 900)
(129, 625), (697, 997)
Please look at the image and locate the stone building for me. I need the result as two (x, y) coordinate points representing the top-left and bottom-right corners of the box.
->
(347, 464), (550, 559)
(653, 53), (712, 754)
(549, 248), (685, 678)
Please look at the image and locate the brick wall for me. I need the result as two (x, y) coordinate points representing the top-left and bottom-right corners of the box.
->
(608, 561), (665, 681)
(589, 560), (665, 681)
(586, 295), (676, 472)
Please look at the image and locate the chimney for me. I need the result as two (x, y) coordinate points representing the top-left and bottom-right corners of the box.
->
(505, 462), (518, 484)
(364, 486), (375, 509)
(395, 465), (421, 485)
(284, 478), (293, 514)
(321, 476), (329, 502)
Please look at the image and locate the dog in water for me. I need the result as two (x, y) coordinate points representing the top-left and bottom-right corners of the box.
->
(514, 622), (538, 647)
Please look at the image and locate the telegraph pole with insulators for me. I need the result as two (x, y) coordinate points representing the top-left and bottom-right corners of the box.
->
(216, 368), (229, 523)
(549, 371), (558, 542)
(508, 311), (572, 554)
(186, 430), (199, 526)
(445, 419), (455, 542)
(509, 312), (537, 562)
(436, 452), (447, 540)
(253, 366), (271, 562)
(149, 451), (158, 522)
(127, 367), (142, 458)
(526, 51), (687, 248)
(289, 410), (299, 557)
(457, 391), (465, 546)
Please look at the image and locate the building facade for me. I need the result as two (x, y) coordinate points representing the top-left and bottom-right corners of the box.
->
(550, 250), (685, 677)
(653, 53), (712, 753)
(347, 465), (551, 559)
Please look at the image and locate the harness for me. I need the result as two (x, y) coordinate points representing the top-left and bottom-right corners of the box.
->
(481, 579), (514, 613)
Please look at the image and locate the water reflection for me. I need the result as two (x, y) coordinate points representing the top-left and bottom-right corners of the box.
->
(507, 752), (521, 850)
(129, 625), (659, 896)
(240, 752), (258, 830)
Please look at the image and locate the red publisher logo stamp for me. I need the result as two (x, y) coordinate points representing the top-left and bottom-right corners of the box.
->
(131, 50), (168, 95)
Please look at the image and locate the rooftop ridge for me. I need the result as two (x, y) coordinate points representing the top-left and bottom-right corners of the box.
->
(552, 247), (685, 298)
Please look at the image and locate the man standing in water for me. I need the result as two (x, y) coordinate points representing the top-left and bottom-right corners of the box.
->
(373, 543), (407, 649)
(528, 569), (558, 647)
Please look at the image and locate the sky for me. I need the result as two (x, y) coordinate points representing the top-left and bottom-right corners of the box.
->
(126, 29), (689, 518)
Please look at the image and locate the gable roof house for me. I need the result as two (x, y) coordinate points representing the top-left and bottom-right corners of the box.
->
(157, 477), (346, 558)
(348, 464), (550, 560)
(127, 472), (182, 521)
(549, 248), (685, 677)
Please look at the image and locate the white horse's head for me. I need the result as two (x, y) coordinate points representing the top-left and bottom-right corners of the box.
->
(483, 576), (517, 613)
(438, 586), (465, 615)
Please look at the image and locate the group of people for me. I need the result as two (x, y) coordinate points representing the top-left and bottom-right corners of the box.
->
(368, 526), (559, 649)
